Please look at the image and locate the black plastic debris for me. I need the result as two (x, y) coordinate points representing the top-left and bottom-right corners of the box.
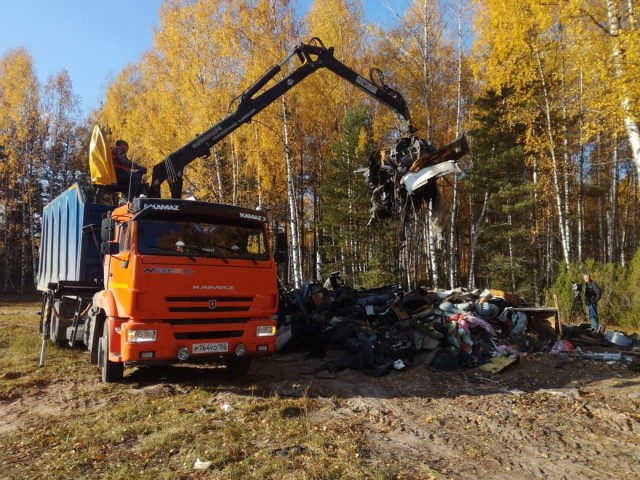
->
(278, 274), (563, 377)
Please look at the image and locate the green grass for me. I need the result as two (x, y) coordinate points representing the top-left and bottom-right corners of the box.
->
(0, 302), (400, 479)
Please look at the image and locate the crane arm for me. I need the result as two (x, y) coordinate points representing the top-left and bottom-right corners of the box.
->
(150, 38), (415, 199)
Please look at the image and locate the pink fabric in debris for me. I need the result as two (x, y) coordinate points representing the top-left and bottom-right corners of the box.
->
(465, 315), (498, 337)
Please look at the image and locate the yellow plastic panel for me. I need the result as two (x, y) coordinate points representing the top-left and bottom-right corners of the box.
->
(89, 125), (116, 185)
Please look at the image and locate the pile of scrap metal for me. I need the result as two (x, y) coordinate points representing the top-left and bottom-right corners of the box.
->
(277, 272), (551, 377)
(366, 134), (469, 224)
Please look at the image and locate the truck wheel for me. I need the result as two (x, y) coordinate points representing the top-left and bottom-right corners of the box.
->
(99, 323), (123, 383)
(225, 358), (252, 377)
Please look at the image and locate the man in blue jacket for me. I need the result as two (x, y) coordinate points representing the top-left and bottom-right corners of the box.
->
(583, 274), (602, 332)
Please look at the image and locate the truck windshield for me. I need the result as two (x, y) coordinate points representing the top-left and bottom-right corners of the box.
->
(137, 219), (269, 261)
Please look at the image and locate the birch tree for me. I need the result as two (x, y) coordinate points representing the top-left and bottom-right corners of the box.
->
(42, 70), (84, 200)
(0, 48), (44, 293)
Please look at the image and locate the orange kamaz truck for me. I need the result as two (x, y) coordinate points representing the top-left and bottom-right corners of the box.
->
(36, 38), (419, 382)
(37, 185), (280, 381)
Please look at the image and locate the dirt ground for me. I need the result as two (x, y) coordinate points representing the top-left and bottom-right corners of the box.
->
(253, 349), (640, 479)
(2, 303), (639, 479)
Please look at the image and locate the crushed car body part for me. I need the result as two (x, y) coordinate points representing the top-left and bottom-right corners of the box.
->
(401, 160), (462, 196)
(367, 135), (470, 224)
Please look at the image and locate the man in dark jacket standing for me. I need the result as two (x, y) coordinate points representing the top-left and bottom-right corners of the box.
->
(583, 274), (602, 331)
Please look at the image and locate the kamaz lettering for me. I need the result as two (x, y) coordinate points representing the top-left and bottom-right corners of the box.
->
(239, 212), (266, 222)
(147, 204), (180, 211)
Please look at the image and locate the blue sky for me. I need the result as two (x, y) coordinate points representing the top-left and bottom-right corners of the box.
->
(0, 0), (407, 116)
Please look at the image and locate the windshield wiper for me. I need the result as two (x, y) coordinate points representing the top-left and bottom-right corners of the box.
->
(144, 245), (196, 262)
(181, 244), (231, 263)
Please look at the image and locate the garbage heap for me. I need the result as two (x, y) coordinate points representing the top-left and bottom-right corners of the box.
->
(278, 273), (558, 376)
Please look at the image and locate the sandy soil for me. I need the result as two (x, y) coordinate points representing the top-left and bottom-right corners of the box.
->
(253, 349), (640, 479)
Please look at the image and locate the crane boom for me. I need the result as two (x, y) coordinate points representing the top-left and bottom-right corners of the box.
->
(149, 38), (415, 198)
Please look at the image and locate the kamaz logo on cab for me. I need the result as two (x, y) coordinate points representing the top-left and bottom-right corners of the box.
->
(239, 212), (266, 222)
(147, 204), (180, 211)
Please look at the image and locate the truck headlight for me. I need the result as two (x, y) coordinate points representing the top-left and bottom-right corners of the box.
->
(256, 325), (276, 337)
(126, 329), (157, 343)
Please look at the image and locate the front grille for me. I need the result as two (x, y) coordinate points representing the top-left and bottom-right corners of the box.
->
(163, 318), (250, 326)
(174, 331), (244, 340)
(168, 306), (249, 313)
(165, 295), (253, 313)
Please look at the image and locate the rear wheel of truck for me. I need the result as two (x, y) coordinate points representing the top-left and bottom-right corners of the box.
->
(99, 323), (123, 383)
(224, 358), (252, 377)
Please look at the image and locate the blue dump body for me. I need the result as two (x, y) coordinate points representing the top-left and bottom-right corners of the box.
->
(36, 184), (112, 292)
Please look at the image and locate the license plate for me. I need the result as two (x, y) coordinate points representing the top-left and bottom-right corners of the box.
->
(192, 342), (228, 354)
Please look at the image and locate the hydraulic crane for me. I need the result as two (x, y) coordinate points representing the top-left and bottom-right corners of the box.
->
(149, 37), (415, 199)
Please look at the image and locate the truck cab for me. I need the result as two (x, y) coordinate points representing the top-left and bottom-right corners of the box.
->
(90, 197), (278, 381)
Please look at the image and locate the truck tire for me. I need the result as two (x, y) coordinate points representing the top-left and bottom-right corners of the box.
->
(224, 358), (252, 377)
(99, 322), (123, 383)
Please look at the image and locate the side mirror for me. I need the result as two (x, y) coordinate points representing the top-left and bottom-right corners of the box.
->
(101, 216), (116, 242)
(101, 241), (120, 255)
(273, 231), (288, 264)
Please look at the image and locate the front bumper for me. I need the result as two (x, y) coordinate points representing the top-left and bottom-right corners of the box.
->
(119, 319), (276, 364)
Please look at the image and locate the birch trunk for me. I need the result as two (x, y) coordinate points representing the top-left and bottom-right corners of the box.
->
(535, 51), (571, 263)
(214, 149), (224, 203)
(468, 191), (489, 290)
(606, 0), (640, 177)
(448, 174), (458, 288)
(427, 201), (439, 288)
(532, 156), (541, 304)
(449, 0), (463, 288)
(562, 101), (571, 255)
(577, 69), (585, 263)
(422, 0), (433, 139)
(256, 161), (263, 209)
(314, 189), (321, 281)
(607, 138), (619, 262)
(420, 0), (439, 283)
(231, 139), (238, 205)
(281, 97), (302, 288)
